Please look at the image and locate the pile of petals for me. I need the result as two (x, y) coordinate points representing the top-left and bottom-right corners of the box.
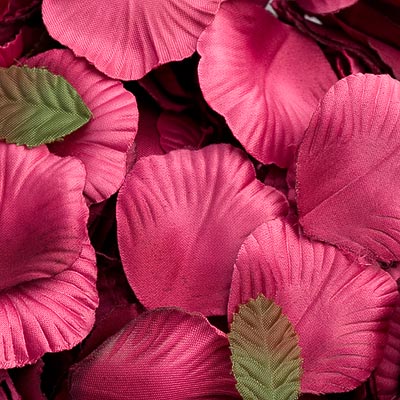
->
(1, 0), (400, 399)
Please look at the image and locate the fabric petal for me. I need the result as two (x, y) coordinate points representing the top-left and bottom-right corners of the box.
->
(297, 74), (400, 262)
(79, 304), (141, 360)
(0, 239), (98, 368)
(373, 268), (400, 400)
(0, 143), (87, 290)
(197, 0), (336, 168)
(117, 144), (288, 315)
(228, 219), (398, 393)
(42, 0), (222, 80)
(69, 308), (240, 399)
(26, 49), (138, 204)
(294, 0), (358, 14)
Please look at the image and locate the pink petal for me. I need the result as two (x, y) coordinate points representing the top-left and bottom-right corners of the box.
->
(197, 0), (336, 168)
(26, 49), (138, 204)
(69, 308), (239, 399)
(158, 111), (210, 152)
(117, 144), (288, 315)
(228, 219), (398, 393)
(373, 268), (400, 399)
(294, 0), (358, 14)
(0, 239), (98, 368)
(42, 0), (222, 80)
(79, 304), (141, 360)
(297, 74), (400, 262)
(0, 143), (87, 290)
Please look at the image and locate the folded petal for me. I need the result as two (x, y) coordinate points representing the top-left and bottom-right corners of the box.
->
(297, 74), (400, 262)
(372, 267), (400, 400)
(0, 143), (87, 290)
(0, 239), (98, 368)
(197, 0), (336, 167)
(42, 0), (222, 80)
(26, 49), (138, 204)
(69, 308), (240, 399)
(117, 144), (288, 315)
(228, 219), (398, 393)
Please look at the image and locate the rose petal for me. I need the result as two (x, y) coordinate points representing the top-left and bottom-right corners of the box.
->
(42, 0), (223, 80)
(0, 143), (87, 290)
(69, 308), (240, 399)
(26, 49), (138, 204)
(229, 219), (398, 393)
(297, 74), (400, 262)
(197, 0), (336, 167)
(117, 144), (288, 315)
(0, 239), (98, 368)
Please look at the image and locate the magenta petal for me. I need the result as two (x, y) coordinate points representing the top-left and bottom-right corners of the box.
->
(79, 304), (141, 360)
(117, 144), (288, 315)
(228, 219), (398, 393)
(42, 0), (222, 80)
(197, 0), (336, 167)
(294, 0), (358, 14)
(69, 308), (239, 400)
(373, 268), (400, 400)
(0, 143), (87, 290)
(297, 74), (400, 262)
(0, 239), (98, 368)
(26, 49), (138, 204)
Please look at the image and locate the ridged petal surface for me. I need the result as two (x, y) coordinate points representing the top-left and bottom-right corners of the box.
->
(228, 219), (398, 393)
(197, 0), (336, 167)
(69, 308), (240, 399)
(42, 0), (222, 80)
(0, 143), (87, 290)
(0, 240), (98, 368)
(297, 74), (400, 262)
(117, 144), (288, 315)
(26, 49), (138, 204)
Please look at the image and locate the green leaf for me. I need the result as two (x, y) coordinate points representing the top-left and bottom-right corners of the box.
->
(228, 294), (302, 400)
(0, 65), (91, 147)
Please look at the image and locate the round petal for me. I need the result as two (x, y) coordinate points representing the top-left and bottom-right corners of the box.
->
(228, 219), (398, 393)
(42, 0), (223, 80)
(0, 143), (87, 290)
(296, 74), (400, 262)
(0, 239), (98, 368)
(26, 49), (138, 204)
(117, 144), (288, 315)
(69, 308), (240, 399)
(197, 0), (336, 167)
